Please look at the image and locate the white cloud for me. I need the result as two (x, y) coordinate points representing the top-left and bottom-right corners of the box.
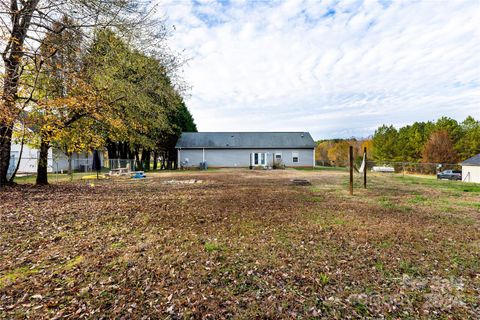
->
(158, 0), (480, 139)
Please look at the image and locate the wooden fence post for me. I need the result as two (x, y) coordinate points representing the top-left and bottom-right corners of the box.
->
(363, 147), (367, 189)
(349, 146), (353, 195)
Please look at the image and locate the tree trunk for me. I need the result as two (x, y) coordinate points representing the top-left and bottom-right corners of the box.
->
(36, 138), (50, 185)
(67, 152), (73, 181)
(160, 151), (166, 170)
(0, 126), (13, 186)
(135, 149), (141, 171)
(8, 124), (27, 183)
(141, 149), (150, 171)
(107, 140), (118, 159)
(173, 149), (178, 170)
(1, 76), (18, 186)
(120, 142), (130, 159)
(1, 0), (40, 186)
(153, 151), (158, 171)
(166, 151), (173, 170)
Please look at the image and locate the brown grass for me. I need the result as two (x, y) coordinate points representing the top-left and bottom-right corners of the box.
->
(0, 169), (479, 319)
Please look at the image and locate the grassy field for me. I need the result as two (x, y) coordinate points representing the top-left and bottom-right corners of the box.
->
(1, 169), (479, 319)
(13, 172), (100, 184)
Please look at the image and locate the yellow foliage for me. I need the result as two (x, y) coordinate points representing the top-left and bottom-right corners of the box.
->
(360, 140), (374, 158)
(327, 141), (351, 164)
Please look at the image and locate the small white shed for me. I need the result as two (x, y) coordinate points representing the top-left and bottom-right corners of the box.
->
(461, 154), (480, 183)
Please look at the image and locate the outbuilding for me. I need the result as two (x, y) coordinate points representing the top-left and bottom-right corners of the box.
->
(461, 154), (480, 183)
(176, 132), (316, 169)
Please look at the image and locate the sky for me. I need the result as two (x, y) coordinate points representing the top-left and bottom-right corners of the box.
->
(158, 0), (480, 139)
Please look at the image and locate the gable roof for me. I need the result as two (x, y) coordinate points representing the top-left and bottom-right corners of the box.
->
(461, 154), (480, 166)
(176, 132), (316, 149)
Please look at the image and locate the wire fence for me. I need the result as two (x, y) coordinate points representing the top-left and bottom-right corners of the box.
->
(366, 161), (461, 175)
(109, 159), (136, 171)
(6, 154), (161, 184)
(6, 157), (136, 183)
(316, 159), (462, 175)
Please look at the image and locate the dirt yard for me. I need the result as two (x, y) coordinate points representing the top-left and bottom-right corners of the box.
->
(1, 169), (479, 319)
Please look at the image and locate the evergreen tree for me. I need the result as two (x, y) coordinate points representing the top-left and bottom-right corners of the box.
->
(372, 125), (399, 161)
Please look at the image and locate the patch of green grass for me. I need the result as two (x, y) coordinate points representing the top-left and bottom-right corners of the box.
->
(232, 279), (260, 295)
(204, 241), (224, 252)
(377, 196), (411, 212)
(14, 172), (107, 184)
(408, 195), (428, 204)
(235, 220), (259, 236)
(332, 218), (346, 225)
(374, 261), (393, 278)
(399, 260), (419, 276)
(110, 242), (125, 249)
(449, 254), (480, 276)
(378, 197), (395, 209)
(439, 198), (480, 210)
(453, 200), (480, 210)
(0, 266), (40, 288)
(0, 256), (84, 288)
(306, 212), (324, 225)
(274, 231), (291, 246)
(305, 211), (346, 228)
(171, 168), (221, 173)
(63, 255), (84, 270)
(352, 301), (369, 317)
(318, 273), (330, 285)
(294, 166), (347, 172)
(396, 175), (480, 193)
(301, 195), (324, 203)
(377, 197), (405, 210)
(378, 240), (394, 249)
(375, 261), (384, 272)
(440, 205), (454, 213)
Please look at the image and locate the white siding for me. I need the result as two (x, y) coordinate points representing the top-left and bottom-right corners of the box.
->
(10, 144), (53, 174)
(53, 150), (105, 172)
(10, 146), (105, 174)
(53, 149), (69, 172)
(178, 148), (314, 168)
(462, 165), (480, 183)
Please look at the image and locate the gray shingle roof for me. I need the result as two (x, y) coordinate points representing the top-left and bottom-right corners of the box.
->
(461, 154), (480, 166)
(176, 132), (316, 149)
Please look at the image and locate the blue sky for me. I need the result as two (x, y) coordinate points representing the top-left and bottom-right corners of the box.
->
(159, 0), (480, 139)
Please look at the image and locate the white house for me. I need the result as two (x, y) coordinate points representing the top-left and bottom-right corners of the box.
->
(10, 142), (53, 176)
(8, 124), (105, 178)
(9, 143), (105, 178)
(176, 132), (316, 168)
(461, 154), (480, 183)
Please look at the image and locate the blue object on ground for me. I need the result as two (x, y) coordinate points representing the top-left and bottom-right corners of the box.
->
(132, 173), (146, 179)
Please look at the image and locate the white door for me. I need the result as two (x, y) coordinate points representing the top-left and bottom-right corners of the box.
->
(251, 152), (267, 166)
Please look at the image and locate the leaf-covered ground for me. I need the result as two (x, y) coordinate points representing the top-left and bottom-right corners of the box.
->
(1, 169), (479, 319)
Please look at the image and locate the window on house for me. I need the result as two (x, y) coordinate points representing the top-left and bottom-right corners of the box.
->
(275, 153), (282, 160)
(292, 152), (299, 163)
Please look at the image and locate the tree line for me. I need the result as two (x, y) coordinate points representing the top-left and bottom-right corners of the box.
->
(372, 116), (479, 163)
(316, 116), (480, 166)
(316, 139), (372, 166)
(1, 1), (196, 186)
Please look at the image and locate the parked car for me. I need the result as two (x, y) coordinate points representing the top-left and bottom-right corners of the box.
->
(437, 170), (462, 180)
